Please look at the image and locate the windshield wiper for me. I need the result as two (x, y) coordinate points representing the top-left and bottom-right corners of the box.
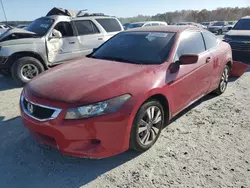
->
(91, 56), (141, 64)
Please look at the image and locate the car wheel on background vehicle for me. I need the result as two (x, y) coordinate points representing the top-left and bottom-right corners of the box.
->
(130, 100), (165, 152)
(11, 57), (44, 86)
(217, 29), (223, 35)
(214, 65), (230, 95)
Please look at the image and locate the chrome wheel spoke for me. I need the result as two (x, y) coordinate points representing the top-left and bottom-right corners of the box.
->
(153, 111), (161, 124)
(139, 126), (148, 134)
(141, 131), (150, 144)
(150, 129), (156, 141)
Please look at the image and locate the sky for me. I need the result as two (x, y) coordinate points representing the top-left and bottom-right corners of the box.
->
(0, 0), (249, 21)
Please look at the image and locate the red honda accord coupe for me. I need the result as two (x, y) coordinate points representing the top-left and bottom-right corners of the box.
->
(20, 26), (232, 158)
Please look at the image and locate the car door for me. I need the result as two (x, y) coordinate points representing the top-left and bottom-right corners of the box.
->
(165, 31), (213, 116)
(46, 21), (81, 64)
(74, 20), (105, 56)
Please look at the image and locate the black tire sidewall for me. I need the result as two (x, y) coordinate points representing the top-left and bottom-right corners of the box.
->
(11, 57), (44, 86)
(130, 100), (165, 152)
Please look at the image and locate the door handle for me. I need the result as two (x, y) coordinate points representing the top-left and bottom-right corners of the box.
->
(98, 38), (103, 40)
(69, 41), (75, 44)
(206, 57), (211, 63)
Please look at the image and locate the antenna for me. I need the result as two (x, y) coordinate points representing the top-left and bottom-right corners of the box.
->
(0, 0), (7, 23)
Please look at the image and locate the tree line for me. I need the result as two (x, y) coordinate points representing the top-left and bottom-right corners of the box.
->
(119, 7), (250, 24)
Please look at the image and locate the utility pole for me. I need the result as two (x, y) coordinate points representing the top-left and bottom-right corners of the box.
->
(0, 0), (7, 23)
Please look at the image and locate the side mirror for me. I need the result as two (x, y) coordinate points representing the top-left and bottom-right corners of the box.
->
(49, 29), (62, 40)
(179, 54), (199, 65)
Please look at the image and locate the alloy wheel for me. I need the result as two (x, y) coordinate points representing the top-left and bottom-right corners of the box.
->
(138, 106), (163, 146)
(220, 67), (229, 92)
(21, 64), (39, 80)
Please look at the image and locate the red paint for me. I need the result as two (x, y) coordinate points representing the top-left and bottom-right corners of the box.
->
(230, 61), (250, 77)
(20, 26), (233, 158)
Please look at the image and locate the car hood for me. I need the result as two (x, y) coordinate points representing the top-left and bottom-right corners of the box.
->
(0, 28), (37, 42)
(26, 58), (155, 104)
(226, 30), (250, 36)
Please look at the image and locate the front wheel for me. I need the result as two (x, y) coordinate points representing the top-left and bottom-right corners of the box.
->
(130, 100), (165, 152)
(213, 65), (230, 95)
(11, 57), (44, 86)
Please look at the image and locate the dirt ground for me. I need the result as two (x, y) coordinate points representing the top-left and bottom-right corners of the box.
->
(0, 67), (250, 188)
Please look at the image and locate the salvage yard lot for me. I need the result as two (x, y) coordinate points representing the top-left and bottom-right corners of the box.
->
(0, 66), (250, 187)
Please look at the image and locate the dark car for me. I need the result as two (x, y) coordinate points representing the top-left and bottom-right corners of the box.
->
(223, 16), (250, 62)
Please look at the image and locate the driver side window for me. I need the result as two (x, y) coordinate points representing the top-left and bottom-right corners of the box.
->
(175, 31), (205, 61)
(53, 22), (74, 38)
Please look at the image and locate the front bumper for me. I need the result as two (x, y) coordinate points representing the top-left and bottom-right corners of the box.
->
(20, 93), (133, 159)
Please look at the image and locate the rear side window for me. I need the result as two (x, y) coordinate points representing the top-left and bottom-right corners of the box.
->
(152, 23), (159, 26)
(96, 18), (122, 32)
(202, 32), (218, 50)
(74, 20), (100, 35)
(176, 31), (205, 59)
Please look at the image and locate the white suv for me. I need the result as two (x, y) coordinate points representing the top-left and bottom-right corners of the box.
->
(0, 8), (124, 85)
(126, 21), (168, 30)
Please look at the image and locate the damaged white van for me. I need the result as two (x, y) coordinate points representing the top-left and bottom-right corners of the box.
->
(0, 8), (124, 85)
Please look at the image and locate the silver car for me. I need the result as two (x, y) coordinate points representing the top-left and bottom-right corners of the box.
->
(0, 8), (124, 85)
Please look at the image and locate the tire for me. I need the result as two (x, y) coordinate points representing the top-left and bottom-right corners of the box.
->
(217, 29), (222, 35)
(213, 65), (230, 95)
(11, 57), (44, 86)
(130, 100), (165, 152)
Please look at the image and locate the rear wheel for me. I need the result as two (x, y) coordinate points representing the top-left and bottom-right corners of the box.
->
(214, 65), (230, 95)
(130, 100), (165, 152)
(217, 29), (223, 35)
(11, 57), (44, 86)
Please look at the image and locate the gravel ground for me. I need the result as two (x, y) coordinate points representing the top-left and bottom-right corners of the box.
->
(0, 66), (250, 188)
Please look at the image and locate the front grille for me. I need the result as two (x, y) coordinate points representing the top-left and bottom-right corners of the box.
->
(21, 95), (61, 121)
(229, 42), (250, 52)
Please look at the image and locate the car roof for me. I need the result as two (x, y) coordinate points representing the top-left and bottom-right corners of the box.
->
(130, 21), (164, 24)
(241, 16), (250, 19)
(124, 25), (202, 33)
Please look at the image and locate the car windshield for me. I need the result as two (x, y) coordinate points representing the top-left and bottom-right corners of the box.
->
(233, 19), (250, 30)
(26, 17), (54, 36)
(127, 23), (144, 29)
(91, 31), (176, 65)
(213, 22), (225, 26)
(201, 22), (209, 26)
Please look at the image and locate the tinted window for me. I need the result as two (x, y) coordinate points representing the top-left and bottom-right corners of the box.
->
(27, 17), (54, 36)
(202, 32), (218, 49)
(176, 32), (205, 59)
(144, 23), (152, 27)
(96, 18), (122, 32)
(152, 23), (159, 26)
(92, 32), (176, 65)
(233, 19), (250, 30)
(213, 22), (226, 26)
(54, 22), (74, 37)
(74, 20), (99, 35)
(127, 23), (144, 29)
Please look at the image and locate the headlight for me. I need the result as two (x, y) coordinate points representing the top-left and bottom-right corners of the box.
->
(223, 35), (232, 42)
(65, 94), (131, 119)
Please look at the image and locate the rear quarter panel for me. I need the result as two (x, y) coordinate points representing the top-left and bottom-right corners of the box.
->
(209, 41), (232, 90)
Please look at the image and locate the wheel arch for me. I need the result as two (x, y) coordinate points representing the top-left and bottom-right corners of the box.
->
(7, 51), (48, 70)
